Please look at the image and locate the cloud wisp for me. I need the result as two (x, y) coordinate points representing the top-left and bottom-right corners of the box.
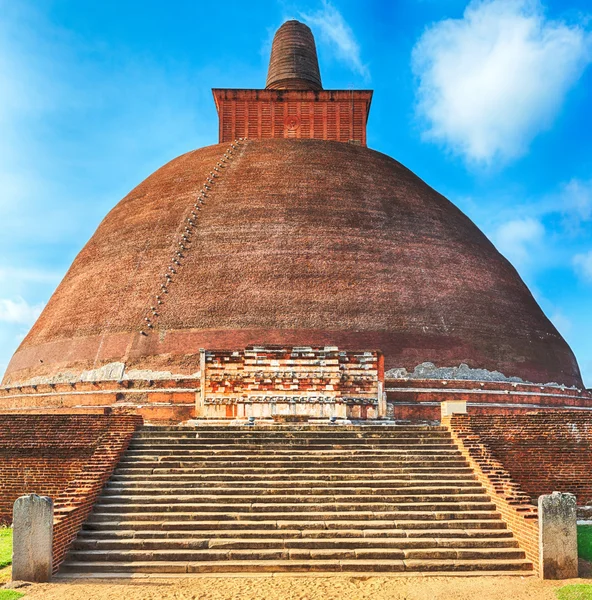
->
(412, 0), (591, 165)
(560, 178), (592, 233)
(301, 1), (369, 80)
(0, 298), (44, 325)
(574, 251), (592, 283)
(491, 217), (545, 270)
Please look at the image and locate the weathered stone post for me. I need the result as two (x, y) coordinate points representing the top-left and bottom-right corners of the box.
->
(197, 348), (206, 417)
(377, 381), (387, 418)
(12, 494), (54, 582)
(538, 492), (578, 579)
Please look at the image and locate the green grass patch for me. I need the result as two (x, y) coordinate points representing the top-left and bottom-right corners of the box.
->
(0, 592), (24, 600)
(0, 592), (23, 600)
(0, 528), (11, 569)
(556, 585), (592, 600)
(579, 525), (592, 562)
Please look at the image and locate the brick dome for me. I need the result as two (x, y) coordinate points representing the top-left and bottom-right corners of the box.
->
(3, 138), (583, 387)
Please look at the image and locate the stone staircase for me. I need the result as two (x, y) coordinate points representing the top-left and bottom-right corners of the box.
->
(59, 425), (533, 576)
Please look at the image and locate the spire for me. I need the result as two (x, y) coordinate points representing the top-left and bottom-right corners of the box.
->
(266, 20), (323, 91)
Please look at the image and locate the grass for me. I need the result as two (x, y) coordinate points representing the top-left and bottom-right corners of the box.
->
(579, 525), (592, 562)
(557, 585), (592, 600)
(0, 593), (23, 600)
(0, 592), (23, 600)
(0, 529), (11, 569)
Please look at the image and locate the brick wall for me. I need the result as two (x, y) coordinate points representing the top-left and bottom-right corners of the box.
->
(0, 414), (142, 571)
(444, 414), (539, 572)
(213, 89), (372, 145)
(387, 379), (592, 421)
(0, 380), (197, 423)
(448, 412), (592, 506)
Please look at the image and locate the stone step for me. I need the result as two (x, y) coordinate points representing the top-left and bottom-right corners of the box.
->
(92, 501), (497, 514)
(116, 466), (471, 475)
(77, 528), (515, 540)
(72, 536), (519, 551)
(58, 557), (533, 574)
(60, 425), (532, 577)
(108, 474), (478, 485)
(87, 510), (503, 523)
(97, 494), (492, 505)
(129, 444), (461, 460)
(127, 441), (456, 449)
(66, 546), (526, 563)
(118, 455), (467, 471)
(102, 487), (488, 497)
(82, 518), (509, 532)
(109, 471), (477, 482)
(124, 440), (455, 449)
(125, 453), (463, 462)
(127, 445), (457, 453)
(113, 466), (475, 476)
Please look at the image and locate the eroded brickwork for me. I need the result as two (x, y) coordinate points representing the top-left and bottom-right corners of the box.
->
(444, 414), (540, 572)
(0, 414), (142, 570)
(1, 375), (590, 423)
(201, 346), (381, 419)
(387, 379), (592, 421)
(448, 412), (592, 506)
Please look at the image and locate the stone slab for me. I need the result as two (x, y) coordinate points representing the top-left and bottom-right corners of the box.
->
(440, 400), (467, 418)
(538, 492), (577, 579)
(12, 494), (54, 582)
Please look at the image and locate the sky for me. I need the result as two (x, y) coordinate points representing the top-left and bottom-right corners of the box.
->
(0, 0), (591, 386)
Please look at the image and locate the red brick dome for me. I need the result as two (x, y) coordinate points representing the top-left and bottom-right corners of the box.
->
(3, 138), (582, 387)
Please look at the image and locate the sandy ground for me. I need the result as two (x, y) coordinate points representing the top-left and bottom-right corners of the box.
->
(13, 574), (576, 600)
(10, 560), (592, 600)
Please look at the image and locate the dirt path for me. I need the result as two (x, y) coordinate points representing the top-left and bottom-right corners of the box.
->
(19, 574), (571, 600)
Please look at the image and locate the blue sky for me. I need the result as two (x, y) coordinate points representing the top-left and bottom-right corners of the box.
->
(0, 0), (591, 386)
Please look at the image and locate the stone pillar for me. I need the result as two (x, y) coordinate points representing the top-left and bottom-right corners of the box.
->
(197, 348), (206, 417)
(440, 400), (467, 419)
(538, 492), (578, 579)
(377, 353), (386, 418)
(377, 382), (387, 418)
(12, 494), (54, 582)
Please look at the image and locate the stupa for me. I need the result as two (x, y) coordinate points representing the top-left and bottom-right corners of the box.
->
(1, 20), (588, 422)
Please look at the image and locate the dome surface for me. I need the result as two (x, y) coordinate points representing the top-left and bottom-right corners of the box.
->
(3, 139), (582, 387)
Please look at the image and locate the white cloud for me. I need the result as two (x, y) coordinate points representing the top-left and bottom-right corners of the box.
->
(573, 250), (592, 282)
(560, 179), (592, 233)
(492, 217), (545, 267)
(412, 0), (591, 164)
(0, 298), (43, 325)
(301, 1), (369, 80)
